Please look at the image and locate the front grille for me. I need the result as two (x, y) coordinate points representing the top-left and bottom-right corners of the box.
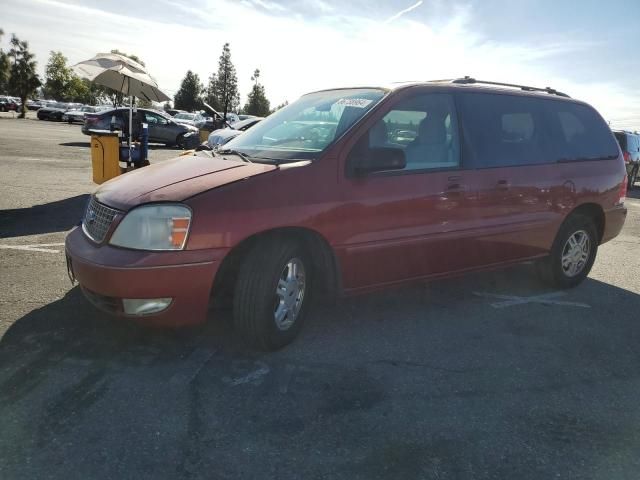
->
(82, 196), (120, 243)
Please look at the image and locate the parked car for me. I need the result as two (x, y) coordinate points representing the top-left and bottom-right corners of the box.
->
(165, 108), (186, 117)
(196, 114), (239, 130)
(63, 105), (109, 124)
(613, 130), (640, 188)
(26, 99), (43, 110)
(37, 102), (75, 120)
(173, 112), (205, 126)
(65, 78), (627, 350)
(0, 96), (19, 112)
(82, 107), (198, 147)
(207, 116), (263, 148)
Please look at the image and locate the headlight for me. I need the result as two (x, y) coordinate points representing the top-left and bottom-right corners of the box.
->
(110, 204), (192, 251)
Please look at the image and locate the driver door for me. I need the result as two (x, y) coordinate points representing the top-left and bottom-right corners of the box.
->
(334, 90), (481, 291)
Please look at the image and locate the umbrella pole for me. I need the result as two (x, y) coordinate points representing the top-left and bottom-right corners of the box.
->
(128, 96), (133, 152)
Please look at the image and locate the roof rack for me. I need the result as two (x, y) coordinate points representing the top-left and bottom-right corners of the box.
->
(450, 76), (570, 98)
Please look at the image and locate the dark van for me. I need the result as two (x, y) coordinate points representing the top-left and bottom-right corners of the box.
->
(613, 130), (640, 187)
(65, 78), (627, 349)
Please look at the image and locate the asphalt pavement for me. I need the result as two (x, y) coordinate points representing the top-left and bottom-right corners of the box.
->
(1, 113), (640, 479)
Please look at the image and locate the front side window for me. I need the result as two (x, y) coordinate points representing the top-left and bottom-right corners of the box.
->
(224, 88), (386, 162)
(145, 112), (167, 125)
(350, 93), (460, 173)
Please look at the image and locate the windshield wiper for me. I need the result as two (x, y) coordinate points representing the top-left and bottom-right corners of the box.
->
(217, 148), (252, 163)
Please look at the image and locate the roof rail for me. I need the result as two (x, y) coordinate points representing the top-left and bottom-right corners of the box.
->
(451, 76), (570, 98)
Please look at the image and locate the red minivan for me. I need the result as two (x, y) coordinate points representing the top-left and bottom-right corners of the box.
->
(65, 78), (628, 349)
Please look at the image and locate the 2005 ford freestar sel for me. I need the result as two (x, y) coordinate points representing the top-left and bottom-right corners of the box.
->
(65, 78), (628, 350)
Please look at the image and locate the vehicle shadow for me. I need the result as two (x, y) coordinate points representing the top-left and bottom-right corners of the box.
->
(59, 142), (90, 148)
(58, 141), (184, 150)
(2, 269), (640, 479)
(0, 194), (89, 239)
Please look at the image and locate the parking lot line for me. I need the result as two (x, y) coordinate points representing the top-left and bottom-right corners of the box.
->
(473, 291), (591, 309)
(0, 242), (65, 253)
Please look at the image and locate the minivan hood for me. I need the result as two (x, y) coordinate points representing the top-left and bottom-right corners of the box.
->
(95, 153), (276, 210)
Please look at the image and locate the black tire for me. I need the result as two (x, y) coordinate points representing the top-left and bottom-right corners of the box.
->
(535, 214), (598, 289)
(233, 237), (312, 350)
(629, 165), (639, 189)
(176, 133), (185, 149)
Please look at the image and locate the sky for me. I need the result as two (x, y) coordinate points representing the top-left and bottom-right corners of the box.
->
(1, 0), (639, 129)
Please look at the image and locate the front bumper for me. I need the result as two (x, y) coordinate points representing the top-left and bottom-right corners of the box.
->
(65, 227), (226, 327)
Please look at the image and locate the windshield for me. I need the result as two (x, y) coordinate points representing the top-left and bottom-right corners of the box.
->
(175, 113), (195, 120)
(224, 88), (386, 161)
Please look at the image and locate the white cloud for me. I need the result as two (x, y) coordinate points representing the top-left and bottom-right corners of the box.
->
(1, 0), (637, 129)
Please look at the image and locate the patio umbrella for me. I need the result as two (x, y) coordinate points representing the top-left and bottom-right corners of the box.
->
(72, 53), (171, 148)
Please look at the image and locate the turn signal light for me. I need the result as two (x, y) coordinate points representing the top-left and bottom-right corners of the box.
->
(618, 174), (627, 205)
(170, 217), (190, 248)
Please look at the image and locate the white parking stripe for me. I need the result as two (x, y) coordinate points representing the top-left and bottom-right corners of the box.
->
(0, 243), (65, 253)
(473, 291), (591, 309)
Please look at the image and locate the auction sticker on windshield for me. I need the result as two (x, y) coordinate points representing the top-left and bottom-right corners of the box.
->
(335, 98), (373, 108)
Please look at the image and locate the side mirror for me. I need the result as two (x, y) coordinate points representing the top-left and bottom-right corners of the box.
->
(349, 147), (406, 176)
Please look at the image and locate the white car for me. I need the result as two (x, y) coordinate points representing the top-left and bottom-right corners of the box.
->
(207, 117), (263, 149)
(63, 105), (108, 124)
(173, 112), (205, 126)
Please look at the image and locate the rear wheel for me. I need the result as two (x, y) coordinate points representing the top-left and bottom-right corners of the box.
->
(233, 237), (312, 350)
(536, 214), (598, 289)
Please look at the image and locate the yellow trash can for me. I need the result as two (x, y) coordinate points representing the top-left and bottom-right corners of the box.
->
(90, 130), (122, 184)
(199, 129), (212, 144)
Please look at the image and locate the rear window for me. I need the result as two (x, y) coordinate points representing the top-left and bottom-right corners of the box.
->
(614, 132), (627, 151)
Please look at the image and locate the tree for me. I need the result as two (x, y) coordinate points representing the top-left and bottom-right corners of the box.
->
(204, 73), (222, 111)
(43, 51), (74, 100)
(110, 49), (145, 67)
(174, 70), (203, 112)
(0, 29), (10, 94)
(212, 43), (239, 118)
(242, 69), (270, 117)
(271, 100), (288, 114)
(7, 34), (41, 118)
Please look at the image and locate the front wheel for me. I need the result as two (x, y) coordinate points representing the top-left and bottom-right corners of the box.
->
(536, 214), (598, 289)
(233, 238), (312, 350)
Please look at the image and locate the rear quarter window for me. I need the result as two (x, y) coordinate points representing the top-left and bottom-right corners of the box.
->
(545, 101), (619, 161)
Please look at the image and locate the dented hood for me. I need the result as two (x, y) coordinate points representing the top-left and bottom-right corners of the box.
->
(95, 153), (276, 211)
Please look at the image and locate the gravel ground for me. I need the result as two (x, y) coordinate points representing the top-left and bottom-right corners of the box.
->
(1, 113), (640, 480)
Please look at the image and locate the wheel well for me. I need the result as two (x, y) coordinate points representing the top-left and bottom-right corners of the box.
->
(210, 227), (341, 307)
(569, 203), (605, 242)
